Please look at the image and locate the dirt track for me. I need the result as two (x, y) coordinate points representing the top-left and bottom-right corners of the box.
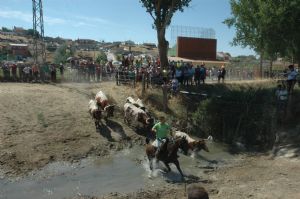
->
(0, 82), (300, 199)
(0, 83), (142, 177)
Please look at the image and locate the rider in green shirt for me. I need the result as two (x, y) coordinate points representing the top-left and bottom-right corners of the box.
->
(152, 116), (172, 156)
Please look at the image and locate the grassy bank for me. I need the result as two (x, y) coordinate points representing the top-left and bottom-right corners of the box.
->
(141, 81), (299, 150)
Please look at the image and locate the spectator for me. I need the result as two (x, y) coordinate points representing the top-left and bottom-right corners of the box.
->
(183, 66), (189, 86)
(18, 64), (25, 81)
(188, 64), (195, 85)
(275, 84), (288, 113)
(42, 63), (50, 81)
(59, 63), (64, 81)
(32, 64), (39, 82)
(286, 64), (298, 94)
(194, 65), (201, 86)
(11, 64), (17, 81)
(23, 65), (31, 82)
(171, 77), (179, 95)
(200, 64), (207, 84)
(175, 67), (183, 85)
(29, 65), (33, 81)
(96, 64), (101, 82)
(88, 61), (93, 82)
(3, 63), (10, 81)
(50, 64), (56, 82)
(218, 65), (226, 83)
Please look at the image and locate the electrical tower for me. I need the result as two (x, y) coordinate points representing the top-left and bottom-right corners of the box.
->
(32, 0), (46, 64)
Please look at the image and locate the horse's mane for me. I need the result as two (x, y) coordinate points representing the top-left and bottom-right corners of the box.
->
(167, 136), (187, 155)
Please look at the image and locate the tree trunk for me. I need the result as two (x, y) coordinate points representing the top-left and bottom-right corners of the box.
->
(269, 60), (273, 79)
(157, 27), (169, 70)
(162, 83), (168, 113)
(260, 52), (264, 79)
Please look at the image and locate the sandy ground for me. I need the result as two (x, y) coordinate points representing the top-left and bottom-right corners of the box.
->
(0, 82), (142, 177)
(0, 82), (299, 199)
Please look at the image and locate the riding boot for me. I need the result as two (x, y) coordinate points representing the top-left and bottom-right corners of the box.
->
(155, 147), (160, 158)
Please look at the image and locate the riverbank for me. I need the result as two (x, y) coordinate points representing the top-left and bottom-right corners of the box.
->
(0, 82), (299, 199)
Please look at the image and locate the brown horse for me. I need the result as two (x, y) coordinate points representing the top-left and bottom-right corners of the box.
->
(145, 137), (190, 179)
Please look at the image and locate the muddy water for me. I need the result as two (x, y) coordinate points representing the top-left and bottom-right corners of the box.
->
(0, 142), (236, 199)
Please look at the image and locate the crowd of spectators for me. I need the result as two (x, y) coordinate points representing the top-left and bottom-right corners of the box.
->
(0, 58), (230, 86)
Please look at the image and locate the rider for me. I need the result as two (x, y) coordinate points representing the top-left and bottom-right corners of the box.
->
(152, 116), (172, 157)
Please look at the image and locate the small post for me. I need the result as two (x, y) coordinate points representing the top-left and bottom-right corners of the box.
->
(142, 73), (146, 97)
(162, 82), (168, 112)
(100, 64), (103, 82)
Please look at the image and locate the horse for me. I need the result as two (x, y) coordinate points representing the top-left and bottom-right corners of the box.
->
(145, 136), (190, 179)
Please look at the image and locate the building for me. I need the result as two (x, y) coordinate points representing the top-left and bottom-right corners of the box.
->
(217, 52), (231, 61)
(9, 44), (30, 57)
(13, 26), (26, 35)
(75, 39), (98, 50)
(143, 43), (157, 49)
(177, 37), (217, 60)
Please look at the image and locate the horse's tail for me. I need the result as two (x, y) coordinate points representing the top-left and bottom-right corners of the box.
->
(145, 137), (150, 144)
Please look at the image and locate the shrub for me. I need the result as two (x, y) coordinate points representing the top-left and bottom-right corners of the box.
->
(191, 86), (277, 149)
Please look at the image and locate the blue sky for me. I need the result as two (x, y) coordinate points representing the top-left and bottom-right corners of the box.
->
(0, 0), (255, 56)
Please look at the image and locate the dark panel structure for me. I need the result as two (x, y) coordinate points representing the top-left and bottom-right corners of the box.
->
(177, 36), (217, 60)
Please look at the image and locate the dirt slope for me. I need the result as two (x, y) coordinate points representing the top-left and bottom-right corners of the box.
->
(0, 83), (142, 176)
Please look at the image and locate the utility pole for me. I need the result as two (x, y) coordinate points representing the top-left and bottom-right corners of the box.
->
(32, 0), (46, 65)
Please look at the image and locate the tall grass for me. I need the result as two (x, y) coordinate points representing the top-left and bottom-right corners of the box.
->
(191, 85), (277, 149)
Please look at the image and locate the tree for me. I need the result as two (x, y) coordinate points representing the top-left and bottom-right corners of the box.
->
(26, 29), (40, 37)
(224, 0), (266, 77)
(224, 0), (300, 71)
(96, 51), (107, 64)
(54, 43), (75, 64)
(140, 0), (191, 69)
(1, 27), (12, 32)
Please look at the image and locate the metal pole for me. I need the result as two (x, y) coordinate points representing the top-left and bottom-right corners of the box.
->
(32, 0), (45, 65)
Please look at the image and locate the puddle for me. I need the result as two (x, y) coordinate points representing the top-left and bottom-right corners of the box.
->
(0, 142), (236, 199)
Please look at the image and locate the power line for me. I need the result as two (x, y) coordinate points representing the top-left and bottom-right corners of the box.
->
(32, 0), (46, 64)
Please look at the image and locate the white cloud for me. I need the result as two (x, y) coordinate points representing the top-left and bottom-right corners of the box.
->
(44, 16), (66, 25)
(0, 9), (32, 23)
(0, 8), (117, 29)
(0, 8), (66, 26)
(76, 16), (110, 25)
(72, 21), (96, 28)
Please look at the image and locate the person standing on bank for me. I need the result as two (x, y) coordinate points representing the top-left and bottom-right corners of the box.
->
(218, 65), (226, 83)
(59, 63), (64, 81)
(286, 64), (298, 94)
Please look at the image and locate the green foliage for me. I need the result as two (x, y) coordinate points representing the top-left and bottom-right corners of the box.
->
(1, 27), (12, 32)
(191, 86), (277, 149)
(95, 51), (107, 64)
(116, 54), (122, 62)
(139, 0), (191, 29)
(53, 43), (75, 64)
(224, 0), (300, 63)
(26, 29), (40, 37)
(139, 0), (192, 69)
